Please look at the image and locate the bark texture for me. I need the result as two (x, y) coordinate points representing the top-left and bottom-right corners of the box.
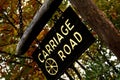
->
(16, 0), (62, 55)
(69, 0), (120, 60)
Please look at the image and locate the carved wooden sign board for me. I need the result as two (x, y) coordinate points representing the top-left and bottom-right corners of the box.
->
(32, 7), (95, 80)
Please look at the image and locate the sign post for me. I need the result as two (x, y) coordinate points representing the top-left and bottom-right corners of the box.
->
(32, 7), (95, 80)
(16, 0), (62, 55)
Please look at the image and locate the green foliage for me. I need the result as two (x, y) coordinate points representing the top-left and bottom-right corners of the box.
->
(0, 0), (45, 79)
(0, 0), (120, 80)
(79, 39), (120, 80)
(94, 0), (120, 30)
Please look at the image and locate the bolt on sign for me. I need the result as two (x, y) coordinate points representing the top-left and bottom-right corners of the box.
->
(32, 7), (95, 80)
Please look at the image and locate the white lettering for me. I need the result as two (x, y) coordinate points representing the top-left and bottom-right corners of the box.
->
(65, 19), (74, 31)
(49, 39), (57, 50)
(56, 33), (64, 43)
(58, 50), (66, 61)
(61, 25), (69, 35)
(74, 32), (82, 43)
(38, 53), (44, 63)
(53, 37), (59, 45)
(70, 39), (78, 50)
(45, 44), (53, 54)
(63, 44), (71, 55)
(42, 50), (49, 59)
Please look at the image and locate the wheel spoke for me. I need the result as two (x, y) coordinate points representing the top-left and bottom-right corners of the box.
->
(46, 61), (51, 66)
(45, 58), (58, 75)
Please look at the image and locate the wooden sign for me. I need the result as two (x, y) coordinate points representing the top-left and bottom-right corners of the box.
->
(32, 7), (95, 80)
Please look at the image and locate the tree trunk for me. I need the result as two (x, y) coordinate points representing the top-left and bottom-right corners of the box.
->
(69, 0), (120, 60)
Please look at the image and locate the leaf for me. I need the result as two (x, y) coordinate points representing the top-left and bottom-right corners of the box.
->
(0, 0), (6, 10)
(22, 67), (32, 75)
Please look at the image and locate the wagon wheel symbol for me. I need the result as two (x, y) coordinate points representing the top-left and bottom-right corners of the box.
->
(45, 58), (58, 75)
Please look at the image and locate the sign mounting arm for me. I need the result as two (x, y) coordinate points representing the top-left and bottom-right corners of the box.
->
(16, 0), (62, 55)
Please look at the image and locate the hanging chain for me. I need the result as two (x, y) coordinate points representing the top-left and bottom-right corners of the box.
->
(18, 0), (23, 37)
(51, 8), (63, 24)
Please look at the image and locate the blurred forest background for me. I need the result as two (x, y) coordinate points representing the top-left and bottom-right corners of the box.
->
(0, 0), (120, 80)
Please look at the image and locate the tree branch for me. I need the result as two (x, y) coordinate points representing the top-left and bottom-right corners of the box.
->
(0, 42), (18, 47)
(0, 50), (33, 60)
(0, 58), (32, 68)
(36, 0), (43, 5)
(2, 11), (17, 30)
(69, 0), (120, 60)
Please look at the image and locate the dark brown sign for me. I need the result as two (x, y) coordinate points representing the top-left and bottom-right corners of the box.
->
(32, 7), (95, 80)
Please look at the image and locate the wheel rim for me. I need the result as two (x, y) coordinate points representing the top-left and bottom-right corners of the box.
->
(45, 58), (58, 75)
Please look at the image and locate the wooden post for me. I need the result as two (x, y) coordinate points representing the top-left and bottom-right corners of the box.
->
(16, 0), (62, 55)
(69, 0), (120, 60)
